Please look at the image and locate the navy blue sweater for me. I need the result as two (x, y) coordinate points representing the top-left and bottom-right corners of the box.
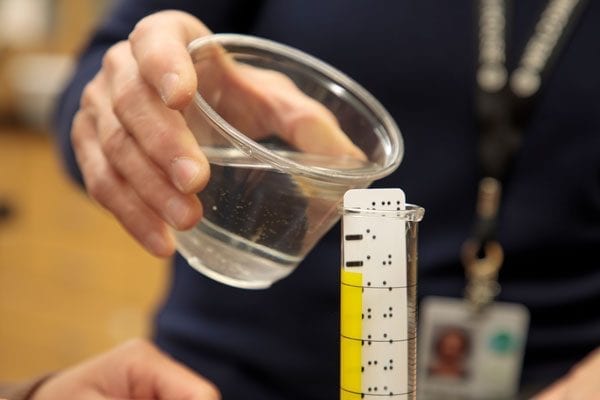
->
(55, 1), (600, 399)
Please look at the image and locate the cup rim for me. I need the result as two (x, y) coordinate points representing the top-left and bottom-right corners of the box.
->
(187, 33), (403, 184)
(342, 203), (425, 221)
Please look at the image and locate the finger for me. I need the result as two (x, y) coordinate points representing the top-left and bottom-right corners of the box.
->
(95, 105), (203, 230)
(128, 10), (212, 108)
(103, 41), (210, 194)
(72, 108), (175, 257)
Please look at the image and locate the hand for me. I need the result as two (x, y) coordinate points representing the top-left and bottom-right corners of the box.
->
(31, 339), (220, 400)
(535, 347), (600, 400)
(73, 10), (364, 257)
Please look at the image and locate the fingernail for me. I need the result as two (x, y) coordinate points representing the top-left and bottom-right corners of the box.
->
(171, 157), (201, 192)
(145, 232), (169, 256)
(160, 72), (180, 104)
(166, 197), (191, 228)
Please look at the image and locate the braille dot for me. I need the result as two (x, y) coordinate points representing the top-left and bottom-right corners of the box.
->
(361, 395), (365, 399)
(361, 313), (364, 319)
(389, 392), (393, 396)
(374, 387), (378, 391)
(387, 201), (391, 205)
(368, 308), (371, 312)
(390, 366), (394, 370)
(383, 333), (388, 338)
(384, 386), (388, 391)
(374, 360), (378, 365)
(383, 314), (387, 318)
(372, 235), (376, 239)
(368, 315), (372, 319)
(388, 254), (392, 258)
(366, 229), (371, 233)
(396, 207), (401, 210)
(361, 366), (365, 372)
(389, 261), (392, 265)
(384, 366), (388, 371)
(383, 281), (387, 285)
(389, 307), (393, 311)
(390, 313), (393, 317)
(388, 287), (392, 291)
(368, 387), (372, 392)
(367, 255), (371, 260)
(371, 202), (375, 206)
(367, 282), (371, 286)
(368, 361), (372, 365)
(383, 261), (387, 265)
(368, 334), (372, 339)
(368, 341), (372, 345)
(397, 201), (400, 205)
(389, 340), (393, 344)
(390, 359), (393, 363)
(381, 201), (385, 205)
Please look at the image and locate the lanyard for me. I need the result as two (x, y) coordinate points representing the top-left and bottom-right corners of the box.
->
(463, 0), (588, 311)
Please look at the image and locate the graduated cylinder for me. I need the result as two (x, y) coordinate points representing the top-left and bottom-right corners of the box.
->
(340, 189), (424, 400)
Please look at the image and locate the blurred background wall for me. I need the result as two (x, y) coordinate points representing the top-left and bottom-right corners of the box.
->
(0, 0), (169, 381)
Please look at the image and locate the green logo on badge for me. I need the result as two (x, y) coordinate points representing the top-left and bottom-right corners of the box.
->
(489, 331), (517, 354)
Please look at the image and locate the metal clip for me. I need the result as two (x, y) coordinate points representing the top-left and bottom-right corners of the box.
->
(462, 239), (504, 312)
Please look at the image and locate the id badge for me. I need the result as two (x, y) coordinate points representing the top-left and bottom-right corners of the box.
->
(418, 296), (529, 399)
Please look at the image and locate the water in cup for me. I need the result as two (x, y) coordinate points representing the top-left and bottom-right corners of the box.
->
(175, 146), (375, 289)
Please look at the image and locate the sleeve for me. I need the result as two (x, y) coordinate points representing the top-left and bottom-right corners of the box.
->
(0, 375), (52, 400)
(52, 0), (263, 185)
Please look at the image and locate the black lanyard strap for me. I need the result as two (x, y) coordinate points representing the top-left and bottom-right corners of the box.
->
(477, 0), (588, 99)
(464, 0), (588, 310)
(475, 0), (588, 181)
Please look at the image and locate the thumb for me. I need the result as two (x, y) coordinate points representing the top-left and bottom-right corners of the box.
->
(276, 100), (367, 161)
(217, 60), (367, 161)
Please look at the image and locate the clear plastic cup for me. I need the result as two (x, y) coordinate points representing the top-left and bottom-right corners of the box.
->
(177, 34), (403, 289)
